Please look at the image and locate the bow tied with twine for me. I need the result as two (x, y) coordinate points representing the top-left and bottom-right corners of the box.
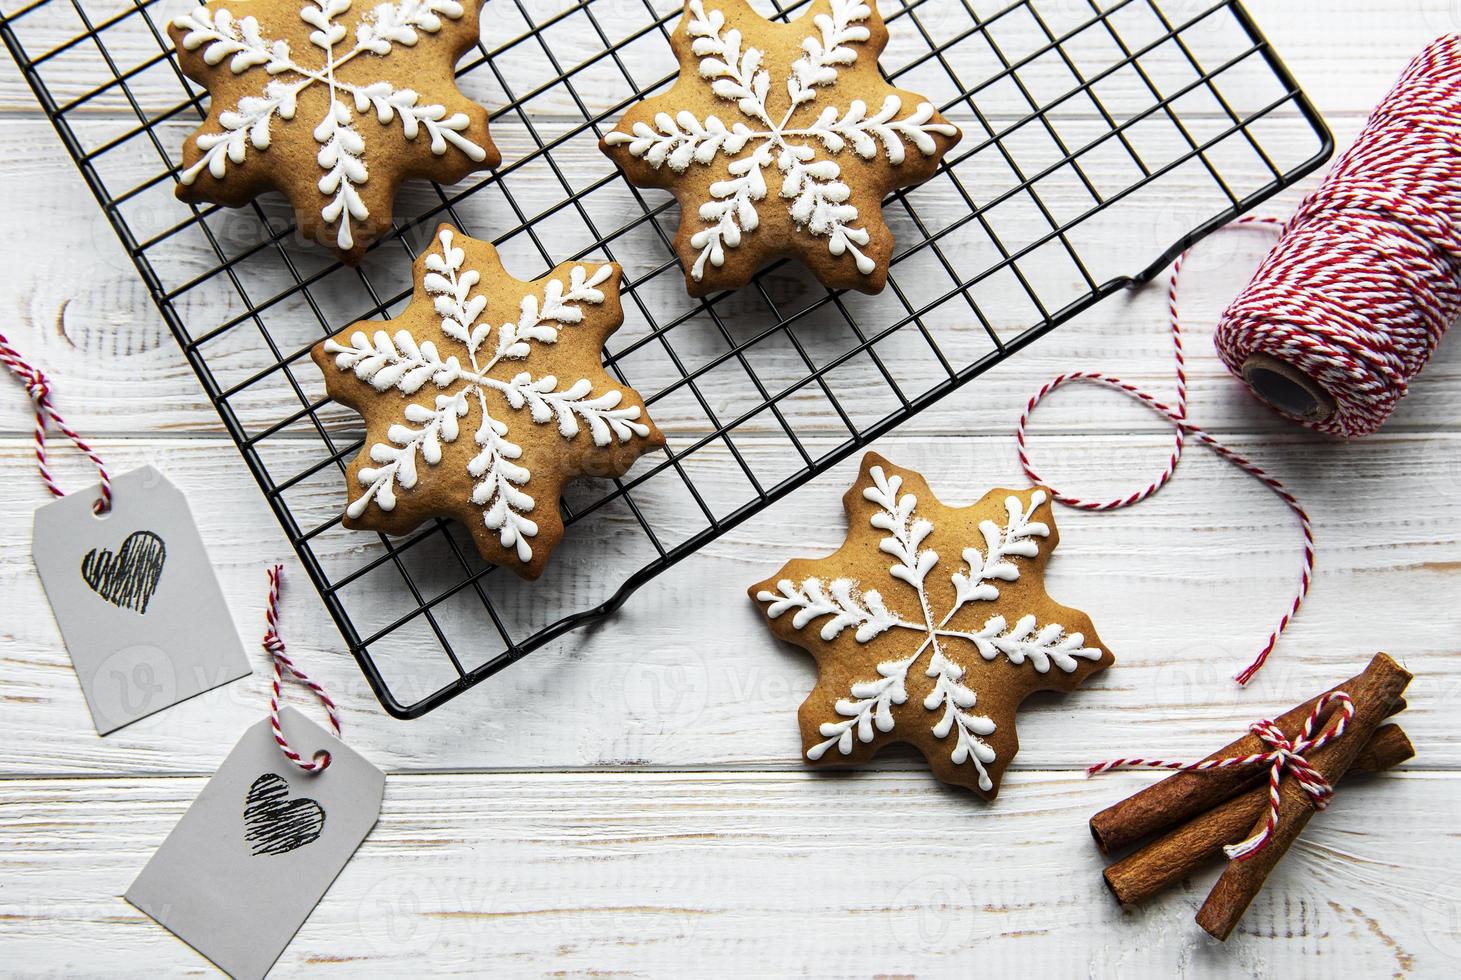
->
(1088, 691), (1355, 860)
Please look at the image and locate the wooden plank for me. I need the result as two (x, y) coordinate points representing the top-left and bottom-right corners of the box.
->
(2, 432), (1455, 775)
(2, 111), (1456, 444)
(0, 0), (1445, 117)
(0, 769), (1454, 974)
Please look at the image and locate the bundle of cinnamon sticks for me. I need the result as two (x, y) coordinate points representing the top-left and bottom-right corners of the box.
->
(1090, 653), (1413, 940)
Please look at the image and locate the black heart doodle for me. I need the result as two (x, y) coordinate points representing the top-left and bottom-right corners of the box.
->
(80, 530), (166, 614)
(243, 773), (326, 856)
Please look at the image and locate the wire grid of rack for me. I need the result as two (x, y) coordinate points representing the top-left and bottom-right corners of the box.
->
(2, 0), (1330, 717)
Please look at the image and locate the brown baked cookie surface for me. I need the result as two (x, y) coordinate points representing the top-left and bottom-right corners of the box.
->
(312, 224), (665, 579)
(749, 452), (1114, 798)
(601, 0), (959, 296)
(170, 0), (499, 262)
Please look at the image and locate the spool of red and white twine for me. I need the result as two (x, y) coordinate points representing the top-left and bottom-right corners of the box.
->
(1019, 34), (1461, 683)
(1087, 692), (1355, 861)
(1216, 33), (1461, 435)
(262, 564), (341, 773)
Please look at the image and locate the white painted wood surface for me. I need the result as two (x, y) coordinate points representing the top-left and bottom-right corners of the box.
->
(1, 1), (1460, 976)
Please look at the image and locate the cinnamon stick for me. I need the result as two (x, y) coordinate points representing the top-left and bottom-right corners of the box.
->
(1090, 657), (1409, 855)
(1103, 723), (1413, 906)
(1195, 653), (1412, 940)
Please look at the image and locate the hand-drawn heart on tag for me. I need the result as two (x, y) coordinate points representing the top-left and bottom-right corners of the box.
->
(80, 530), (166, 614)
(244, 773), (326, 856)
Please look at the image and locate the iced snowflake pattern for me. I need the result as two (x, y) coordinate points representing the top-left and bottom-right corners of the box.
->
(603, 0), (957, 283)
(320, 228), (652, 567)
(171, 0), (489, 251)
(753, 456), (1111, 795)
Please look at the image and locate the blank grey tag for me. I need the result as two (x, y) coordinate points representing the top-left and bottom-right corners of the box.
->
(31, 465), (251, 733)
(127, 708), (385, 979)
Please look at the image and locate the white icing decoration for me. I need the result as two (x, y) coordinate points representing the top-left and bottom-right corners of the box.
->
(324, 229), (649, 562)
(757, 469), (1101, 791)
(173, 0), (485, 250)
(604, 0), (956, 280)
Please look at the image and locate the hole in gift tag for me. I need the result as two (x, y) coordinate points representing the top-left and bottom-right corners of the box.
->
(244, 773), (327, 856)
(79, 529), (166, 614)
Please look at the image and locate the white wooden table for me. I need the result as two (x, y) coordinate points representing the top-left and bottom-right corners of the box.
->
(2, 1), (1460, 975)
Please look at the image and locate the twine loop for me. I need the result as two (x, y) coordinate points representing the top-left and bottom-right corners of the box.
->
(1016, 218), (1312, 686)
(0, 330), (111, 514)
(262, 564), (341, 773)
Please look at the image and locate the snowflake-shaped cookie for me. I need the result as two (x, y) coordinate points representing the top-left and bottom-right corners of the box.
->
(312, 224), (665, 578)
(170, 0), (498, 262)
(749, 453), (1114, 797)
(602, 0), (959, 295)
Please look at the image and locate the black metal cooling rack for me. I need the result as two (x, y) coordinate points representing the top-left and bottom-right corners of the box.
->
(2, 0), (1330, 717)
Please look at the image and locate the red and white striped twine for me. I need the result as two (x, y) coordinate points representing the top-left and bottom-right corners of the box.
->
(1016, 220), (1313, 686)
(0, 331), (111, 514)
(262, 564), (341, 773)
(1215, 33), (1461, 437)
(1087, 692), (1355, 861)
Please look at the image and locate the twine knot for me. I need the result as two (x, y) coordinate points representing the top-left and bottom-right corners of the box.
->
(21, 368), (49, 404)
(1245, 717), (1336, 812)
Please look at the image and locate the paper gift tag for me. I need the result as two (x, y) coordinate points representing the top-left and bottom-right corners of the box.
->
(127, 707), (385, 979)
(31, 465), (251, 733)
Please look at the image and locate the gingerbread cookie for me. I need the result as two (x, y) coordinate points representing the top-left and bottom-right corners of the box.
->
(170, 0), (498, 262)
(312, 224), (664, 579)
(749, 453), (1114, 797)
(601, 0), (959, 296)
